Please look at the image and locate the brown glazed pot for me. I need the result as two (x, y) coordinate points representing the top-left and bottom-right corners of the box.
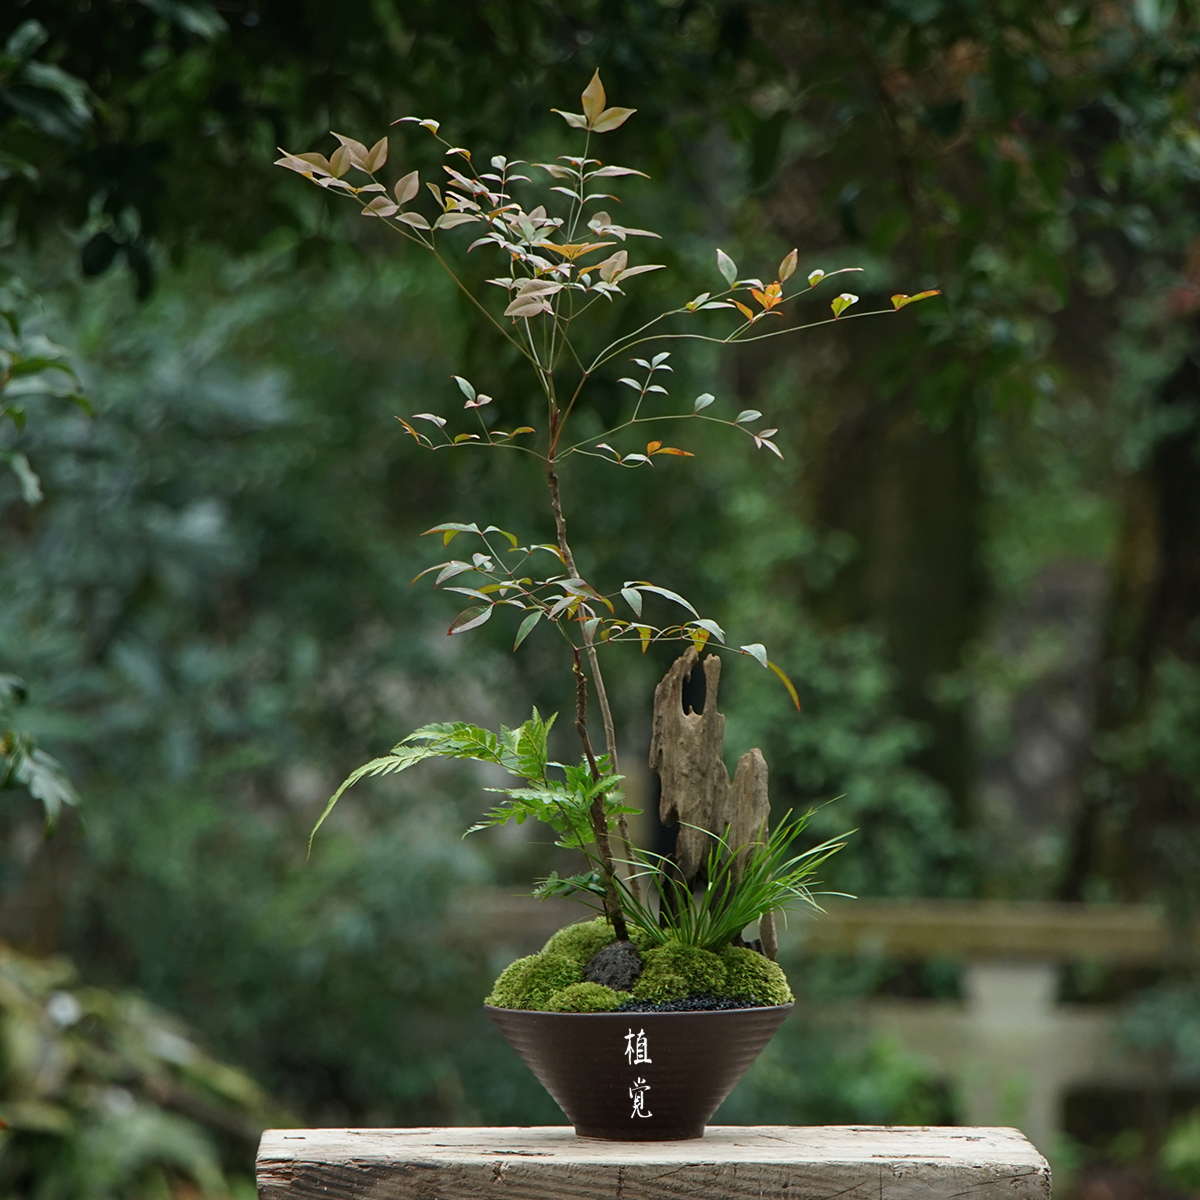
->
(485, 1004), (792, 1140)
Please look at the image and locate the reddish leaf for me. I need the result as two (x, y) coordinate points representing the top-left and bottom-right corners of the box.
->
(448, 605), (492, 635)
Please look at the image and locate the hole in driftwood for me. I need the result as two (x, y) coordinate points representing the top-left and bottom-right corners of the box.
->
(681, 658), (706, 715)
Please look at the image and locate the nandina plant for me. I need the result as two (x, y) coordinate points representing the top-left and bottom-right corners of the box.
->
(280, 72), (936, 1008)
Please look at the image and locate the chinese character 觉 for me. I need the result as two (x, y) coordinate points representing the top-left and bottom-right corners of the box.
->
(629, 1077), (652, 1118)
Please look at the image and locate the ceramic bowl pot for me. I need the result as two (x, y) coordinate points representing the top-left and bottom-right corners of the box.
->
(485, 1004), (792, 1140)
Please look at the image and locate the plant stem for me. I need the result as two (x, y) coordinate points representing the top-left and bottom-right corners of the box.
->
(547, 409), (642, 902)
(573, 651), (628, 941)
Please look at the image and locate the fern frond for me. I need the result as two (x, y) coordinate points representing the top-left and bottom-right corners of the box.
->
(308, 747), (438, 854)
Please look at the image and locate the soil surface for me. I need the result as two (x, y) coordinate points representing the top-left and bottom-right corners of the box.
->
(615, 993), (762, 1012)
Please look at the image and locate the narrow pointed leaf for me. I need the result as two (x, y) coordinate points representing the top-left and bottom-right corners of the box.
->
(768, 660), (801, 710)
(630, 583), (698, 617)
(591, 107), (636, 132)
(891, 289), (942, 310)
(513, 610), (543, 650)
(449, 605), (493, 635)
(581, 70), (607, 125)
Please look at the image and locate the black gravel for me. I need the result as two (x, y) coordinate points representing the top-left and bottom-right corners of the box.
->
(615, 994), (760, 1013)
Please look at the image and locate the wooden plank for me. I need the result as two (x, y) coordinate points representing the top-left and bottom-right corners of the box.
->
(449, 893), (1200, 964)
(785, 899), (1197, 963)
(257, 1124), (1051, 1200)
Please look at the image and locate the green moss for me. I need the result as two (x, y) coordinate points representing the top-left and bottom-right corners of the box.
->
(720, 946), (794, 1005)
(541, 917), (617, 968)
(545, 982), (630, 1013)
(632, 942), (727, 1003)
(485, 952), (581, 1010)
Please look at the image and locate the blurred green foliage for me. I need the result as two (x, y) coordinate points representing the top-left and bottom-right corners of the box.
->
(0, 942), (281, 1199)
(1, 0), (1199, 1193)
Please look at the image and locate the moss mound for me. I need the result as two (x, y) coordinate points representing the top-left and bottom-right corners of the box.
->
(485, 952), (581, 1010)
(487, 925), (793, 1011)
(542, 917), (618, 967)
(720, 946), (794, 1005)
(632, 942), (727, 1003)
(545, 982), (629, 1012)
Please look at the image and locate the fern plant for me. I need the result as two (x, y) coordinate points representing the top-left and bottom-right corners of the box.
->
(282, 72), (934, 948)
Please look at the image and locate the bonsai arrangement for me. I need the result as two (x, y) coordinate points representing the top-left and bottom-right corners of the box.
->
(278, 71), (936, 1138)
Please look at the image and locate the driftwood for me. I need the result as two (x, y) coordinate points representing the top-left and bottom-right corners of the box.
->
(648, 648), (777, 958)
(257, 1124), (1052, 1200)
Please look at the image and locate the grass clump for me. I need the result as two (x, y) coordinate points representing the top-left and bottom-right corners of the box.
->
(545, 982), (629, 1012)
(632, 942), (726, 1003)
(542, 917), (617, 968)
(486, 952), (581, 1010)
(720, 946), (794, 1005)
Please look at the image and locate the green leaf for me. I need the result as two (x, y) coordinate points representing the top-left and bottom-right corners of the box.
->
(309, 746), (442, 853)
(735, 409), (762, 424)
(716, 248), (737, 286)
(625, 581), (698, 617)
(451, 375), (476, 401)
(891, 289), (942, 310)
(830, 293), (859, 319)
(693, 393), (715, 413)
(11, 747), (77, 830)
(448, 605), (492, 635)
(620, 587), (643, 617)
(424, 522), (480, 546)
(483, 525), (519, 549)
(740, 642), (768, 669)
(3, 451), (42, 505)
(513, 610), (542, 650)
(692, 618), (725, 642)
(533, 870), (607, 901)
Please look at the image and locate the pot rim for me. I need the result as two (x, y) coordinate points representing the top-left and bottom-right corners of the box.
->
(483, 1002), (794, 1017)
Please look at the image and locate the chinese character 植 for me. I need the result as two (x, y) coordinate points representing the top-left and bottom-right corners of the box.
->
(629, 1077), (652, 1118)
(624, 1027), (651, 1065)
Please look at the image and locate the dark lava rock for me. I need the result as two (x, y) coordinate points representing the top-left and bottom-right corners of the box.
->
(584, 941), (643, 991)
(615, 993), (760, 1013)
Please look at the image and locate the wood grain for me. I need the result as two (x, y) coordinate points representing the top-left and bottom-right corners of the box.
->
(257, 1125), (1051, 1200)
(648, 648), (777, 956)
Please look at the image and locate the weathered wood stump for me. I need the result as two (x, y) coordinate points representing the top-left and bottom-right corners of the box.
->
(649, 648), (777, 957)
(257, 1125), (1051, 1200)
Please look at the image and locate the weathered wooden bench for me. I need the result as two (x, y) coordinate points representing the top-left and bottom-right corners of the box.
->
(257, 1125), (1051, 1200)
